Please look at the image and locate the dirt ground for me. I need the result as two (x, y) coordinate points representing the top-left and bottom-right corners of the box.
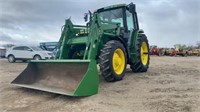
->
(0, 56), (200, 112)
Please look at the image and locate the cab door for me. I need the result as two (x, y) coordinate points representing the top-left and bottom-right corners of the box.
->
(124, 8), (140, 64)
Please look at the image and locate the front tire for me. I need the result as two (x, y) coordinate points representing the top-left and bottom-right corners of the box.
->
(8, 55), (16, 63)
(130, 34), (150, 72)
(33, 55), (41, 60)
(99, 40), (127, 82)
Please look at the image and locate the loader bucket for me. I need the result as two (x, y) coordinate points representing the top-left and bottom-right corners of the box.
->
(11, 60), (99, 96)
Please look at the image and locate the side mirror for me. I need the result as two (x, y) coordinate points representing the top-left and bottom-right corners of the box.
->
(129, 2), (136, 12)
(84, 13), (88, 22)
(138, 30), (144, 33)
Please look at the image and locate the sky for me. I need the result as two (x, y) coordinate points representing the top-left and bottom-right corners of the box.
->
(0, 0), (200, 47)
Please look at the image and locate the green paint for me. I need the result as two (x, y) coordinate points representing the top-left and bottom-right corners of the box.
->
(67, 37), (88, 45)
(72, 60), (99, 96)
(30, 59), (90, 63)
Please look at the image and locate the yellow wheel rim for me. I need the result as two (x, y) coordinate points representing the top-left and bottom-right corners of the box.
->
(112, 48), (125, 75)
(140, 42), (149, 65)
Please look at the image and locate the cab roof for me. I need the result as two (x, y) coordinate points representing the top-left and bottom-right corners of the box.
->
(95, 4), (127, 13)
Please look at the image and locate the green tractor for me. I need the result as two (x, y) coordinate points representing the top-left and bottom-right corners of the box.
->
(11, 3), (150, 96)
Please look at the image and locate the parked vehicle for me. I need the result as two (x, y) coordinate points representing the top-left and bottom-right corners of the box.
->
(40, 42), (58, 51)
(171, 44), (188, 56)
(6, 46), (54, 63)
(150, 45), (164, 56)
(0, 47), (6, 58)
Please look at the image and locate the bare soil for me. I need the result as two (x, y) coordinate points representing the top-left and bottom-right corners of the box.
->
(0, 56), (200, 112)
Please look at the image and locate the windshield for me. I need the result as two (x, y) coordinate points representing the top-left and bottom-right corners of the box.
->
(31, 47), (44, 51)
(99, 8), (124, 27)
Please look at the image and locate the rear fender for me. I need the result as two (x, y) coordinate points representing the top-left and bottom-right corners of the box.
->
(129, 30), (139, 64)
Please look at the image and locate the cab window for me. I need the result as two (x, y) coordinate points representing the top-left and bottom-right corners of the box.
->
(126, 10), (134, 30)
(99, 8), (124, 27)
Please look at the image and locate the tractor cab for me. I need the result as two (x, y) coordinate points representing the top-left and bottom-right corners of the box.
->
(84, 3), (139, 41)
(96, 3), (139, 31)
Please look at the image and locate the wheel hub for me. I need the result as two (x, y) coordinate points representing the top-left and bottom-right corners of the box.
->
(140, 42), (149, 65)
(113, 53), (122, 69)
(112, 49), (125, 75)
(9, 56), (13, 61)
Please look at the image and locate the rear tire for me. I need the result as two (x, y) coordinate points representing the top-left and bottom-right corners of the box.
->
(99, 40), (127, 82)
(8, 55), (16, 63)
(130, 34), (150, 72)
(34, 55), (41, 60)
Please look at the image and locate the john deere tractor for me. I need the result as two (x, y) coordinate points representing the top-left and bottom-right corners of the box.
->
(11, 3), (150, 96)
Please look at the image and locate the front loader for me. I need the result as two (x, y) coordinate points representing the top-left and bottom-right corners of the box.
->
(11, 3), (150, 96)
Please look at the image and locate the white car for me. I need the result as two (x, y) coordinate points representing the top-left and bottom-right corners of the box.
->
(6, 46), (54, 63)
